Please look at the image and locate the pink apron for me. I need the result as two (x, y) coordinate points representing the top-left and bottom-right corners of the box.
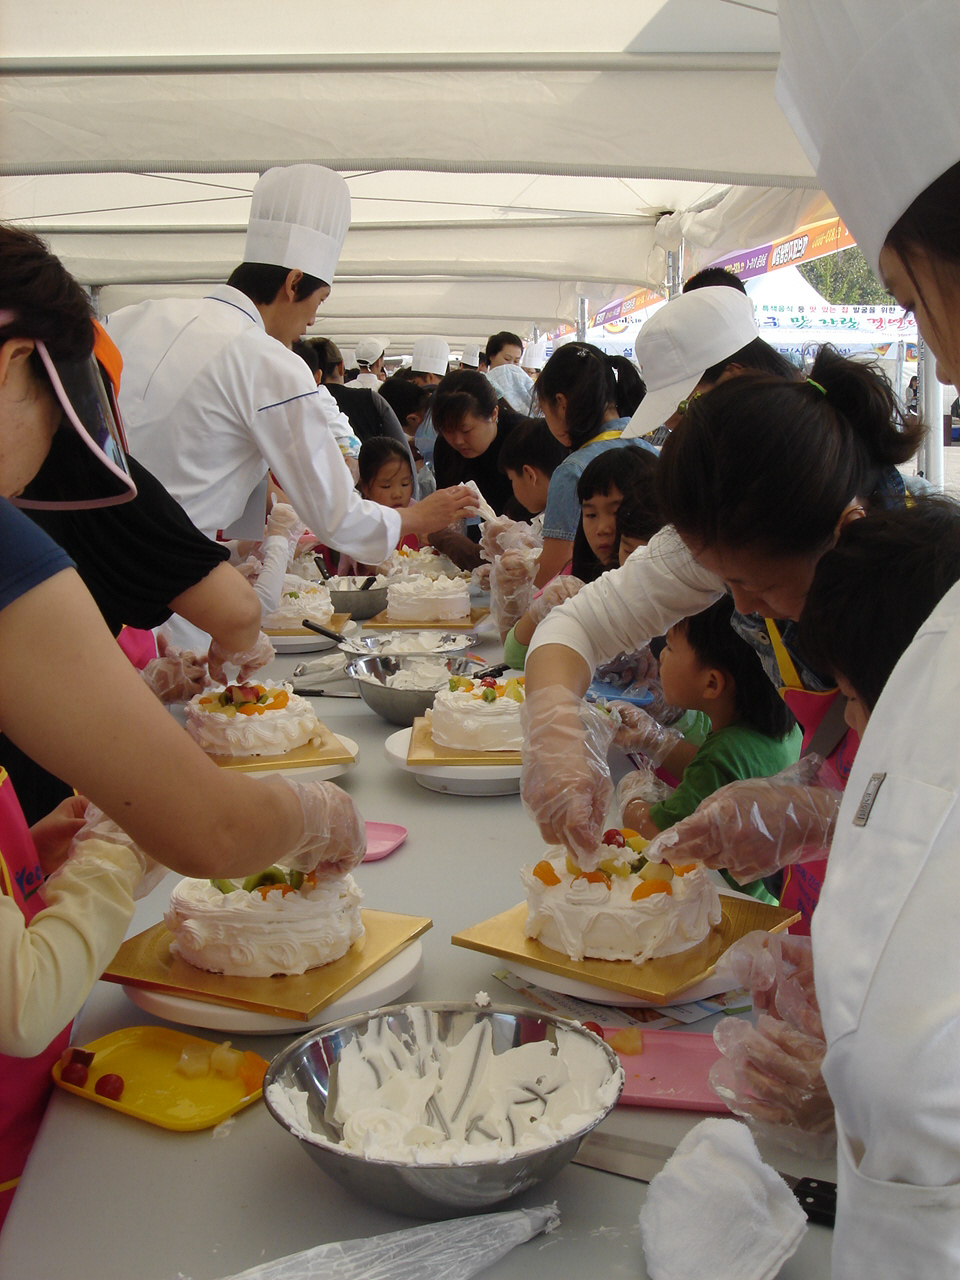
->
(0, 770), (71, 1231)
(764, 621), (859, 934)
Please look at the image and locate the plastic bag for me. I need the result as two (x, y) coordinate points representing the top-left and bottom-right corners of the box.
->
(209, 1203), (560, 1280)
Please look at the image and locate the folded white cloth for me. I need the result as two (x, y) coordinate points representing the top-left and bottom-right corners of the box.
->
(639, 1118), (808, 1280)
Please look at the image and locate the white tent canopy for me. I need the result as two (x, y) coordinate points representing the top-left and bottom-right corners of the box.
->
(0, 0), (840, 352)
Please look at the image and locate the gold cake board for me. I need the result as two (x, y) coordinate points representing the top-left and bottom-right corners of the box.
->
(264, 611), (350, 638)
(406, 716), (522, 767)
(207, 724), (354, 772)
(362, 606), (488, 632)
(452, 897), (800, 1006)
(103, 909), (432, 1021)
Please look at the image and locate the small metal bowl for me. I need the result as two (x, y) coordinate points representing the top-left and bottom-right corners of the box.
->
(344, 654), (479, 726)
(263, 1001), (623, 1218)
(326, 578), (389, 621)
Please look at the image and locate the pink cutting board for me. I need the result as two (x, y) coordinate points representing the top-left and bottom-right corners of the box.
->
(611, 1030), (726, 1113)
(363, 822), (408, 862)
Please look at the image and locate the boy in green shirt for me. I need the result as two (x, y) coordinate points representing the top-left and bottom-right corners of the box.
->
(616, 596), (802, 902)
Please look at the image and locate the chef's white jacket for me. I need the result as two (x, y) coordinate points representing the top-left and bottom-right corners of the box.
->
(812, 578), (960, 1277)
(106, 286), (400, 562)
(352, 370), (383, 390)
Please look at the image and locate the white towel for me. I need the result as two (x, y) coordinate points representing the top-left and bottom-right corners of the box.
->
(638, 1118), (808, 1280)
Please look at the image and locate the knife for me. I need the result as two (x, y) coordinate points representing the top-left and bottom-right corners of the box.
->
(292, 687), (361, 698)
(573, 1131), (837, 1228)
(301, 618), (345, 643)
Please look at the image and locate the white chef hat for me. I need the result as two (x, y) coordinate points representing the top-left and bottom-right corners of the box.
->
(411, 336), (451, 377)
(521, 339), (547, 371)
(776, 0), (960, 276)
(244, 164), (351, 285)
(460, 341), (481, 368)
(623, 287), (758, 439)
(355, 337), (387, 366)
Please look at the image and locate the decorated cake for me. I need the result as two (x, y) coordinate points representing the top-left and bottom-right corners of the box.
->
(381, 546), (463, 579)
(262, 574), (334, 630)
(386, 573), (471, 622)
(165, 868), (364, 977)
(184, 683), (326, 758)
(521, 828), (721, 965)
(428, 675), (525, 751)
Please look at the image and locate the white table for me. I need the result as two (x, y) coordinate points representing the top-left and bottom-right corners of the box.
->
(0, 630), (836, 1280)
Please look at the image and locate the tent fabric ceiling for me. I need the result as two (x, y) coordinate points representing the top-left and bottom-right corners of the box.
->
(0, 0), (834, 351)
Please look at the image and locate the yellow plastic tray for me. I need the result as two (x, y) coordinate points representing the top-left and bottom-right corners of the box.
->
(51, 1026), (267, 1131)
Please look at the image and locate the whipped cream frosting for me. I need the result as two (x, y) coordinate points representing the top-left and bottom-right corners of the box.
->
(166, 874), (364, 977)
(521, 852), (722, 965)
(266, 1005), (621, 1165)
(429, 680), (524, 752)
(357, 660), (451, 692)
(381, 547), (463, 580)
(184, 683), (325, 757)
(262, 574), (334, 630)
(387, 574), (471, 622)
(341, 631), (467, 657)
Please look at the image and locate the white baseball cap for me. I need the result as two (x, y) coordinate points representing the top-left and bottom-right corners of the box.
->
(355, 337), (387, 367)
(411, 335), (451, 377)
(460, 342), (481, 368)
(244, 165), (351, 285)
(777, 1), (960, 276)
(621, 288), (759, 440)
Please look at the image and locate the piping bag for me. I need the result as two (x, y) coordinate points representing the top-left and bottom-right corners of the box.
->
(208, 1203), (559, 1280)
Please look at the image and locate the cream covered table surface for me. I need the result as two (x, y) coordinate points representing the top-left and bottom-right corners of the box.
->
(0, 630), (836, 1280)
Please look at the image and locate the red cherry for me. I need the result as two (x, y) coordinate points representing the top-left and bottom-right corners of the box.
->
(94, 1073), (125, 1101)
(602, 828), (626, 847)
(581, 1021), (605, 1039)
(61, 1062), (89, 1088)
(480, 677), (498, 688)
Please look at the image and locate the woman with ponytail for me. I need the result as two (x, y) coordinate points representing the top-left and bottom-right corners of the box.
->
(520, 345), (921, 924)
(532, 342), (652, 586)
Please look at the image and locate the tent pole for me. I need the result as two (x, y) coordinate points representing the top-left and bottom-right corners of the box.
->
(919, 338), (945, 490)
(667, 249), (683, 299)
(576, 297), (588, 343)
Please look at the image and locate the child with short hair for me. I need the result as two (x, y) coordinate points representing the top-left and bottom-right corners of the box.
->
(497, 418), (567, 531)
(616, 595), (802, 900)
(339, 436), (417, 574)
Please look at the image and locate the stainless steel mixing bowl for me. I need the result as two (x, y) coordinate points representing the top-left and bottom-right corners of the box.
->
(326, 579), (389, 620)
(262, 1002), (623, 1218)
(344, 655), (480, 726)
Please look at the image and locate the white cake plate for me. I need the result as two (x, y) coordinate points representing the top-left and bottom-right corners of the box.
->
(269, 621), (360, 653)
(500, 957), (735, 1008)
(122, 939), (423, 1034)
(242, 735), (358, 783)
(384, 728), (521, 796)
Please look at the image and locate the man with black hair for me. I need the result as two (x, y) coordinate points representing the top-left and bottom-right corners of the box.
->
(485, 330), (524, 368)
(108, 165), (473, 563)
(682, 266), (748, 294)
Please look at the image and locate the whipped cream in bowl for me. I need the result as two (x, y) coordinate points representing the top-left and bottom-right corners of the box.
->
(263, 1002), (622, 1217)
(344, 656), (482, 727)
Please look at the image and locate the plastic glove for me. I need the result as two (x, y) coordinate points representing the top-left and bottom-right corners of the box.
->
(70, 803), (167, 900)
(271, 776), (366, 879)
(520, 687), (620, 869)
(471, 563), (491, 592)
(595, 646), (660, 690)
(479, 513), (542, 564)
(719, 931), (822, 1036)
(527, 575), (585, 627)
(710, 1015), (834, 1156)
(616, 765), (674, 828)
(490, 549), (538, 640)
(141, 634), (209, 703)
(265, 500), (306, 563)
(642, 755), (841, 882)
(610, 702), (684, 765)
(207, 630), (276, 684)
